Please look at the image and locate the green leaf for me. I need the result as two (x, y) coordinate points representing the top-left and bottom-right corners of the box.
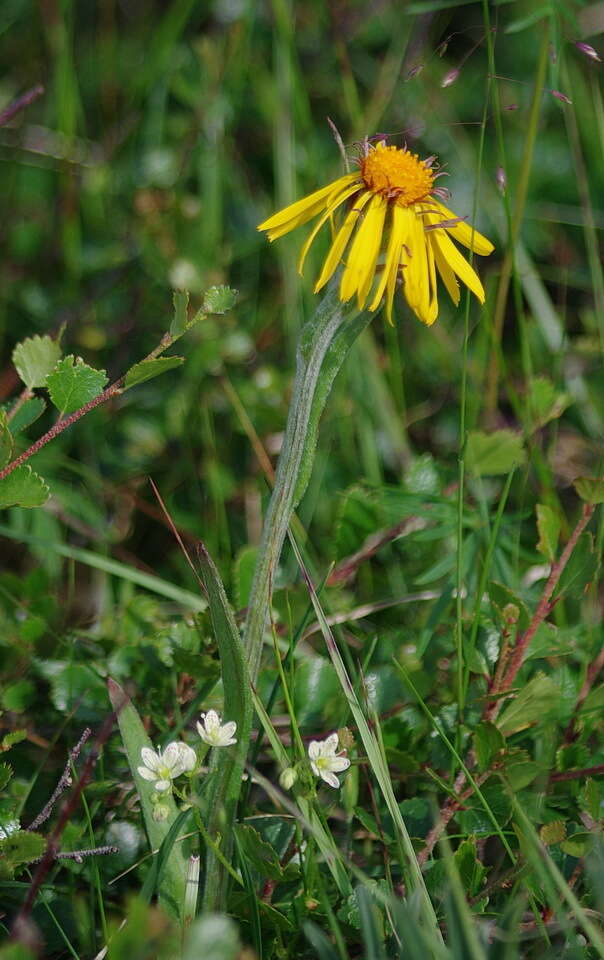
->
(466, 429), (525, 476)
(0, 762), (12, 791)
(197, 543), (253, 913)
(0, 465), (50, 509)
(171, 289), (190, 336)
(488, 581), (530, 631)
(540, 820), (566, 845)
(7, 397), (46, 436)
(107, 678), (188, 919)
(233, 824), (285, 881)
(502, 749), (541, 790)
(454, 838), (487, 897)
(202, 284), (238, 314)
(556, 532), (598, 600)
(124, 356), (184, 389)
(526, 375), (571, 429)
(536, 503), (560, 561)
(0, 830), (46, 874)
(47, 356), (108, 415)
(497, 673), (560, 735)
(12, 335), (62, 389)
(0, 412), (13, 469)
(573, 476), (604, 505)
(1, 730), (27, 751)
(560, 833), (591, 858)
(474, 721), (505, 771)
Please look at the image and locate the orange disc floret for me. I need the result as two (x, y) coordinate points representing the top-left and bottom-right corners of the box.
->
(361, 142), (434, 206)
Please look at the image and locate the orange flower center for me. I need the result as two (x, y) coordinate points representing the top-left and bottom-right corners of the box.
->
(361, 144), (434, 206)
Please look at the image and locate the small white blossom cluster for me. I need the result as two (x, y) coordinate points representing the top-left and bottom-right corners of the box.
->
(137, 710), (237, 794)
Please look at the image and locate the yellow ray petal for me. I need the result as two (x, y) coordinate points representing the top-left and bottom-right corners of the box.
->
(340, 194), (386, 304)
(257, 174), (359, 236)
(369, 204), (408, 314)
(356, 197), (388, 308)
(432, 228), (486, 303)
(425, 237), (438, 326)
(433, 200), (494, 256)
(403, 210), (431, 324)
(297, 182), (361, 275)
(430, 233), (460, 305)
(314, 191), (372, 293)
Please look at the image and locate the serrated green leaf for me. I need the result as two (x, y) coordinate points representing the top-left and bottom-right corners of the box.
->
(474, 721), (505, 771)
(0, 466), (50, 509)
(556, 532), (599, 600)
(171, 289), (190, 336)
(502, 749), (541, 790)
(527, 376), (571, 430)
(202, 285), (238, 314)
(536, 503), (560, 561)
(124, 356), (184, 389)
(0, 830), (46, 872)
(573, 476), (604, 504)
(46, 356), (108, 415)
(540, 820), (566, 845)
(497, 673), (560, 735)
(1, 730), (27, 751)
(0, 412), (13, 469)
(12, 335), (62, 389)
(233, 824), (284, 881)
(466, 430), (525, 477)
(0, 762), (12, 791)
(7, 397), (46, 436)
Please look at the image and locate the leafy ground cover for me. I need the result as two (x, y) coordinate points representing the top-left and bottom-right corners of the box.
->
(1, 1), (604, 957)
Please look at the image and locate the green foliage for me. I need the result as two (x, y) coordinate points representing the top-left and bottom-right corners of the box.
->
(574, 476), (604, 504)
(125, 357), (185, 389)
(535, 503), (560, 561)
(46, 355), (108, 415)
(0, 465), (50, 509)
(202, 285), (239, 315)
(0, 412), (13, 469)
(12, 335), (61, 390)
(466, 430), (526, 477)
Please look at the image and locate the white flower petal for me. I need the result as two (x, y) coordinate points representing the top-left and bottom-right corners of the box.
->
(162, 742), (181, 769)
(137, 766), (157, 781)
(221, 721), (237, 741)
(204, 710), (220, 732)
(324, 733), (340, 754)
(178, 744), (197, 771)
(308, 741), (321, 760)
(155, 779), (172, 792)
(140, 747), (160, 771)
(329, 756), (350, 773)
(320, 770), (341, 789)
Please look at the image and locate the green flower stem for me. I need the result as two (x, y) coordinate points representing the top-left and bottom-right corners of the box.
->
(244, 285), (370, 686)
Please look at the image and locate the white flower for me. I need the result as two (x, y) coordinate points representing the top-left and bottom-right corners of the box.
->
(137, 741), (195, 793)
(196, 710), (237, 748)
(308, 733), (351, 789)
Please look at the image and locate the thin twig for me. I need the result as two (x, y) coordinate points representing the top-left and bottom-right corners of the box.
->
(27, 728), (92, 830)
(549, 764), (604, 783)
(0, 85), (44, 127)
(30, 845), (118, 864)
(0, 331), (179, 483)
(418, 769), (491, 865)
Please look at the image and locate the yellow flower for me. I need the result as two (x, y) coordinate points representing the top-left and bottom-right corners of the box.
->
(257, 139), (494, 326)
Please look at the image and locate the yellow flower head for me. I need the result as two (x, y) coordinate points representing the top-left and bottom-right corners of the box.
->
(257, 138), (494, 326)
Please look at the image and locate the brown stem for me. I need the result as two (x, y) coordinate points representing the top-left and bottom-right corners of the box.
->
(0, 330), (178, 483)
(418, 768), (491, 865)
(563, 644), (604, 744)
(0, 85), (45, 127)
(494, 503), (595, 710)
(549, 764), (604, 783)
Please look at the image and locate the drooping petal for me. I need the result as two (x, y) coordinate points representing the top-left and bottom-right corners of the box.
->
(425, 237), (438, 326)
(314, 191), (372, 293)
(369, 204), (410, 322)
(430, 233), (460, 305)
(258, 174), (359, 240)
(431, 228), (486, 303)
(403, 210), (431, 324)
(297, 181), (361, 275)
(340, 194), (387, 306)
(433, 200), (494, 255)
